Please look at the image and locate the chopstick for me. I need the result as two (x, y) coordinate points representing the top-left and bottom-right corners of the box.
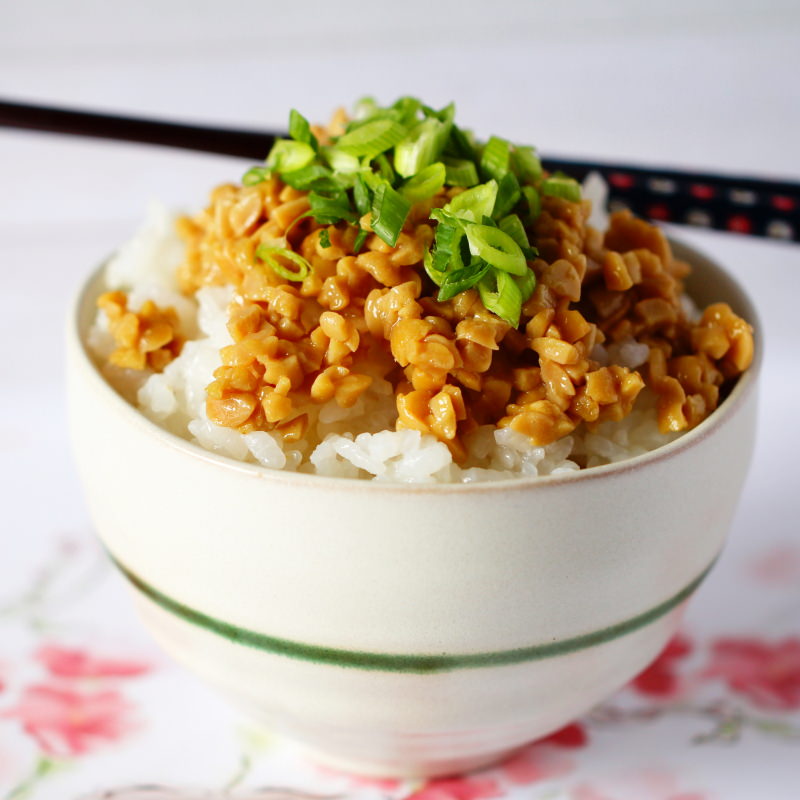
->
(0, 98), (273, 159)
(2, 98), (798, 243)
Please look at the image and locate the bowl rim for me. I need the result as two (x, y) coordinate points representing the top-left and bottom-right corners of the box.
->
(69, 237), (762, 495)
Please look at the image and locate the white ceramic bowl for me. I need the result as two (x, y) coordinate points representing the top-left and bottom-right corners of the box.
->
(67, 240), (760, 778)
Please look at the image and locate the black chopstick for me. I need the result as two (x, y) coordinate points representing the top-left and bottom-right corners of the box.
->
(0, 98), (275, 159)
(2, 98), (798, 243)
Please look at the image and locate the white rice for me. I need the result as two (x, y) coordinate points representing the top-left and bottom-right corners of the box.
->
(90, 202), (686, 484)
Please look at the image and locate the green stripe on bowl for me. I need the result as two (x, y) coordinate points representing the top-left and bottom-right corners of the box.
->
(112, 554), (714, 673)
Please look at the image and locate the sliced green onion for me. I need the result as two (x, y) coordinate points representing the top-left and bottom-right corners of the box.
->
(242, 166), (270, 186)
(288, 109), (318, 150)
(479, 269), (523, 327)
(512, 146), (542, 182)
(335, 118), (407, 159)
(400, 162), (446, 203)
(430, 207), (463, 227)
(308, 191), (358, 225)
(514, 266), (536, 301)
(424, 247), (447, 287)
(421, 101), (455, 125)
(353, 174), (372, 216)
(492, 171), (521, 218)
(391, 96), (424, 126)
(319, 229), (332, 249)
(321, 146), (361, 174)
(480, 136), (511, 181)
(281, 163), (333, 190)
(265, 139), (316, 173)
(373, 153), (396, 184)
(442, 157), (479, 187)
(541, 173), (582, 203)
(394, 117), (451, 177)
(370, 180), (411, 247)
(521, 185), (541, 223)
(465, 224), (527, 276)
(255, 245), (312, 282)
(437, 259), (491, 302)
(353, 228), (368, 254)
(360, 169), (383, 192)
(353, 96), (379, 120)
(445, 123), (477, 161)
(430, 219), (465, 275)
(498, 214), (530, 250)
(497, 215), (538, 261)
(445, 179), (498, 222)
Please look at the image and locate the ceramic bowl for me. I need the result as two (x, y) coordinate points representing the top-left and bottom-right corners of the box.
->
(66, 240), (760, 778)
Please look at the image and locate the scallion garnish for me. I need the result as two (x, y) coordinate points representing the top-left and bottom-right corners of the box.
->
(335, 118), (407, 159)
(308, 191), (359, 225)
(465, 224), (527, 276)
(370, 180), (411, 247)
(400, 162), (446, 203)
(353, 228), (368, 254)
(424, 247), (447, 287)
(288, 109), (318, 151)
(255, 245), (312, 282)
(265, 139), (316, 173)
(429, 218), (465, 275)
(512, 146), (542, 182)
(442, 157), (479, 187)
(242, 166), (270, 186)
(492, 172), (521, 218)
(281, 163), (334, 191)
(445, 180), (498, 222)
(374, 153), (396, 184)
(244, 97), (588, 328)
(521, 186), (542, 223)
(321, 146), (361, 174)
(394, 117), (451, 177)
(445, 123), (477, 162)
(540, 173), (582, 203)
(353, 174), (372, 217)
(479, 269), (523, 327)
(515, 266), (536, 299)
(499, 213), (538, 260)
(480, 136), (511, 181)
(498, 214), (530, 250)
(437, 259), (491, 302)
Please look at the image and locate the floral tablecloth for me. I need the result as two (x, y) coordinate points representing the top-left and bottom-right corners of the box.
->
(2, 517), (800, 800)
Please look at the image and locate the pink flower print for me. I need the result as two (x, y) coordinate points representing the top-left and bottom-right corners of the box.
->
(36, 644), (151, 680)
(571, 785), (614, 800)
(314, 763), (401, 791)
(3, 684), (138, 756)
(498, 740), (576, 785)
(750, 543), (800, 585)
(570, 768), (711, 800)
(572, 786), (709, 800)
(703, 637), (800, 710)
(630, 634), (693, 698)
(405, 776), (503, 800)
(538, 722), (588, 748)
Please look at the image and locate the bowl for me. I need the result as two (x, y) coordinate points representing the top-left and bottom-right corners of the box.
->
(66, 239), (761, 778)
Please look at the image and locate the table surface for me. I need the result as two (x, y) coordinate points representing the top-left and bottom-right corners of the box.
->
(2, 3), (799, 798)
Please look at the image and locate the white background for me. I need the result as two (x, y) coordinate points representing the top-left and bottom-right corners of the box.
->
(1, 1), (799, 797)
